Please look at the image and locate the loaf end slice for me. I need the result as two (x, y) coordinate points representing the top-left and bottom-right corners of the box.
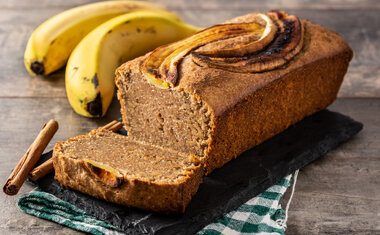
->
(53, 129), (203, 214)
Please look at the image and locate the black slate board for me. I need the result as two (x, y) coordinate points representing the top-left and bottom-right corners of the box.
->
(29, 110), (362, 235)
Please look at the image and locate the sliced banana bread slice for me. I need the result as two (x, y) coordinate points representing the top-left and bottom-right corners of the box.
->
(53, 128), (203, 214)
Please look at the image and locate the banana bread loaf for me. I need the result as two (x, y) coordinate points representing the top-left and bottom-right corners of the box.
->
(115, 12), (353, 174)
(53, 128), (203, 214)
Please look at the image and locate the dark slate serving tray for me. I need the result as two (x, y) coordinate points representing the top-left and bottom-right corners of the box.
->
(29, 110), (362, 235)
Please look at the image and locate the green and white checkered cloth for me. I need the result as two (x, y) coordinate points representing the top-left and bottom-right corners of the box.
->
(197, 175), (293, 235)
(17, 174), (294, 235)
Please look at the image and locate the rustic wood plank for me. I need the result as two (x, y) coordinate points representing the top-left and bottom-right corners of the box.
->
(0, 217), (83, 235)
(286, 212), (379, 234)
(0, 7), (379, 98)
(283, 98), (380, 234)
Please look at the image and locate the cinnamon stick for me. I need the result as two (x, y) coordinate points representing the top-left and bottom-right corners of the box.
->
(102, 120), (118, 130)
(3, 120), (59, 195)
(28, 120), (123, 182)
(108, 121), (123, 132)
(28, 158), (54, 182)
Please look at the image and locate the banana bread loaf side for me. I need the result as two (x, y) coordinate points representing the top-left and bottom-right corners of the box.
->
(115, 16), (353, 174)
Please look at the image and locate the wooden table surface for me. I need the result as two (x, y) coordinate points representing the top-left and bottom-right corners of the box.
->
(1, 0), (379, 234)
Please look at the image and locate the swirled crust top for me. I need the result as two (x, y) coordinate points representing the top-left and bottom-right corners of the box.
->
(124, 12), (351, 116)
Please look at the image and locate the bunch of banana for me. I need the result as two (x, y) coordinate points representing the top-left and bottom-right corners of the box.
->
(24, 1), (170, 76)
(24, 1), (200, 117)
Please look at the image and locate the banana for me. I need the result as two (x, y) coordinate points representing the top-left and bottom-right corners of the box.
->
(24, 0), (172, 76)
(65, 10), (200, 118)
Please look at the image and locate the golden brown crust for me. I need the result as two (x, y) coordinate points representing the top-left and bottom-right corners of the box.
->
(176, 20), (352, 117)
(201, 21), (353, 173)
(53, 129), (203, 214)
(116, 19), (353, 174)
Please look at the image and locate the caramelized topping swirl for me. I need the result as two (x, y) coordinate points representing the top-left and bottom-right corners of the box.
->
(193, 11), (304, 73)
(141, 11), (304, 88)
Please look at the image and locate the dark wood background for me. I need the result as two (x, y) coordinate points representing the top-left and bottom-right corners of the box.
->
(0, 0), (379, 234)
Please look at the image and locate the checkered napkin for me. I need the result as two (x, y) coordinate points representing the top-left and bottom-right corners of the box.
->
(197, 175), (292, 235)
(17, 174), (293, 235)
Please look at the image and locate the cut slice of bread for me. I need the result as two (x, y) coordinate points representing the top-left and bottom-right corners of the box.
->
(53, 128), (203, 214)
